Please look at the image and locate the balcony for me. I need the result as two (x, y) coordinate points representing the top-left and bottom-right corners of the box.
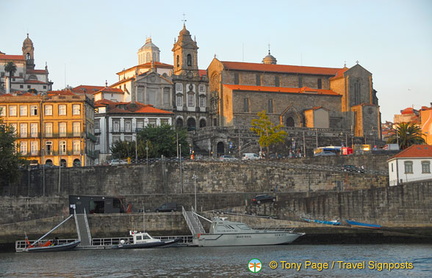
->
(86, 132), (97, 142)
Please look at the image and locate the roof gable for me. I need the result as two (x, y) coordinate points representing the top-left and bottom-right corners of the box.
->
(390, 145), (432, 159)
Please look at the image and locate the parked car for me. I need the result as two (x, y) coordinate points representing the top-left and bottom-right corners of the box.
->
(342, 165), (365, 173)
(242, 153), (260, 160)
(219, 155), (237, 161)
(109, 159), (128, 166)
(251, 195), (276, 204)
(155, 203), (182, 212)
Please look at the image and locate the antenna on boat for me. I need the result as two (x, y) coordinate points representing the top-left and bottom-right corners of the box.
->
(142, 205), (146, 232)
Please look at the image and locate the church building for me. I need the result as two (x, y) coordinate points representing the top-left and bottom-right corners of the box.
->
(0, 34), (53, 95)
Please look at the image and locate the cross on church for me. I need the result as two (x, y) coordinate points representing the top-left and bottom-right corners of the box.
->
(182, 13), (187, 25)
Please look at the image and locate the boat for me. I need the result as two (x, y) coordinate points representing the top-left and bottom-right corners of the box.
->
(112, 231), (181, 249)
(302, 218), (341, 225)
(345, 219), (381, 229)
(23, 239), (81, 252)
(16, 214), (81, 252)
(193, 216), (305, 247)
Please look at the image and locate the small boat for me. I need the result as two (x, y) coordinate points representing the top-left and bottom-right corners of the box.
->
(112, 231), (181, 249)
(193, 216), (305, 247)
(345, 219), (381, 229)
(23, 239), (81, 252)
(16, 214), (80, 252)
(302, 218), (341, 225)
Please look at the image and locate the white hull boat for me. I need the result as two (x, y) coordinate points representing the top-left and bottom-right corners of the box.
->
(193, 217), (304, 247)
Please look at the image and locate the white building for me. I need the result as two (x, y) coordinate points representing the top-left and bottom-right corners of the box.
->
(387, 145), (432, 186)
(94, 99), (173, 163)
(0, 34), (52, 94)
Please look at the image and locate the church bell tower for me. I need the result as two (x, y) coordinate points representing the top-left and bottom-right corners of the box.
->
(172, 24), (199, 77)
(22, 33), (35, 70)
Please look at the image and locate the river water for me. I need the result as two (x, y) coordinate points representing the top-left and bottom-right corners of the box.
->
(0, 244), (431, 277)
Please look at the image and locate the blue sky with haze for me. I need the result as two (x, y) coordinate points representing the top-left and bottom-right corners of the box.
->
(3, 0), (432, 122)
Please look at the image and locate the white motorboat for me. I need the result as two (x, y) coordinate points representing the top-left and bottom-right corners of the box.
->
(113, 231), (181, 249)
(193, 216), (304, 247)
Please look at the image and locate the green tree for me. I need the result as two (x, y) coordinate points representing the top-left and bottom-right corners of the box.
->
(250, 110), (287, 155)
(0, 116), (23, 189)
(110, 125), (189, 160)
(387, 122), (426, 149)
(4, 62), (17, 92)
(138, 124), (188, 158)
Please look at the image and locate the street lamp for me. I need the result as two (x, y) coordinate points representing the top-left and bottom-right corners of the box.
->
(192, 174), (198, 211)
(145, 140), (149, 167)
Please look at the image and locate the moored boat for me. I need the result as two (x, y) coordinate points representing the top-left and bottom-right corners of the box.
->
(20, 239), (81, 252)
(112, 231), (181, 249)
(193, 216), (305, 247)
(345, 219), (381, 229)
(302, 218), (341, 225)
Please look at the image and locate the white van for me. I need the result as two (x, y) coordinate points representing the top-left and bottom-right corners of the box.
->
(242, 153), (260, 160)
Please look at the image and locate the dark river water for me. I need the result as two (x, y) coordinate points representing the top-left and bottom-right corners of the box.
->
(0, 244), (431, 277)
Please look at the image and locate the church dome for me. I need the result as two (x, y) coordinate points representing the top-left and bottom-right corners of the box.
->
(139, 38), (160, 52)
(22, 33), (33, 48)
(262, 50), (277, 64)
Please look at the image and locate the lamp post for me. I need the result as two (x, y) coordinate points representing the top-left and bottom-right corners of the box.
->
(145, 140), (149, 167)
(192, 174), (197, 211)
(135, 133), (138, 163)
(179, 143), (183, 193)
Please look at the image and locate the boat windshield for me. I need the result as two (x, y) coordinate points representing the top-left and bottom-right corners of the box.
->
(237, 224), (251, 230)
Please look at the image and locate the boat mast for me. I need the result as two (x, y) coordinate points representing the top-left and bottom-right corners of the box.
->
(31, 214), (74, 246)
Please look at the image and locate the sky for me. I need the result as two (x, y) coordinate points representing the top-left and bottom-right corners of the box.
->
(2, 0), (431, 122)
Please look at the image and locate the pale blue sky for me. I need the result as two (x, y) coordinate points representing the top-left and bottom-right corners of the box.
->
(2, 0), (432, 122)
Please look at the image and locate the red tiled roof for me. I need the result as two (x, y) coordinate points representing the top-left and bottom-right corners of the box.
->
(221, 61), (342, 76)
(0, 54), (25, 61)
(223, 84), (340, 96)
(198, 69), (207, 77)
(47, 90), (76, 96)
(27, 69), (48, 74)
(329, 67), (349, 80)
(71, 85), (105, 94)
(391, 145), (432, 158)
(94, 100), (173, 115)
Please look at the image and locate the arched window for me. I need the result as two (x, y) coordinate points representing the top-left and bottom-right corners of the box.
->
(187, 118), (196, 131)
(199, 119), (206, 128)
(286, 117), (295, 127)
(26, 53), (31, 60)
(187, 54), (192, 66)
(176, 118), (183, 128)
(217, 142), (224, 155)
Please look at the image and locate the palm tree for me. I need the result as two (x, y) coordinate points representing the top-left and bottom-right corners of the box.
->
(4, 62), (17, 93)
(387, 122), (426, 149)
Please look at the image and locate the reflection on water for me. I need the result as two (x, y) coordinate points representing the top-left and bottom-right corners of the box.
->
(0, 244), (431, 277)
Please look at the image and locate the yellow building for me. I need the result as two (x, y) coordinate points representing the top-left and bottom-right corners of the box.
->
(0, 90), (95, 167)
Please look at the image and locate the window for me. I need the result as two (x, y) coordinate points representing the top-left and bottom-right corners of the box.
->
(72, 104), (81, 115)
(422, 161), (431, 174)
(176, 55), (180, 67)
(20, 123), (28, 138)
(256, 74), (261, 86)
(59, 105), (66, 115)
(46, 141), (53, 155)
(243, 98), (249, 112)
(273, 76), (279, 87)
(59, 122), (67, 137)
(20, 85), (23, 88)
(148, 118), (156, 127)
(199, 85), (205, 93)
(187, 54), (192, 66)
(94, 119), (100, 130)
(163, 87), (170, 106)
(298, 76), (303, 87)
(45, 123), (53, 137)
(20, 141), (27, 155)
(234, 73), (239, 85)
(318, 78), (322, 89)
(0, 106), (5, 116)
(125, 120), (132, 132)
(9, 106), (17, 117)
(30, 105), (38, 116)
(30, 123), (38, 137)
(268, 99), (273, 114)
(31, 141), (38, 155)
(45, 105), (53, 116)
(73, 140), (80, 155)
(404, 161), (413, 174)
(113, 120), (120, 132)
(176, 94), (183, 107)
(188, 92), (195, 107)
(20, 105), (28, 116)
(10, 123), (17, 135)
(199, 95), (206, 108)
(73, 122), (81, 136)
(59, 141), (67, 155)
(137, 120), (144, 131)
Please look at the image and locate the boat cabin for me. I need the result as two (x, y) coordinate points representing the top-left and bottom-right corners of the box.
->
(210, 217), (254, 234)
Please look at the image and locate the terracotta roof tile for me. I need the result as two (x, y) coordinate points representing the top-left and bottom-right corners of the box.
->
(223, 84), (340, 96)
(221, 61), (342, 76)
(0, 54), (25, 61)
(391, 145), (432, 158)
